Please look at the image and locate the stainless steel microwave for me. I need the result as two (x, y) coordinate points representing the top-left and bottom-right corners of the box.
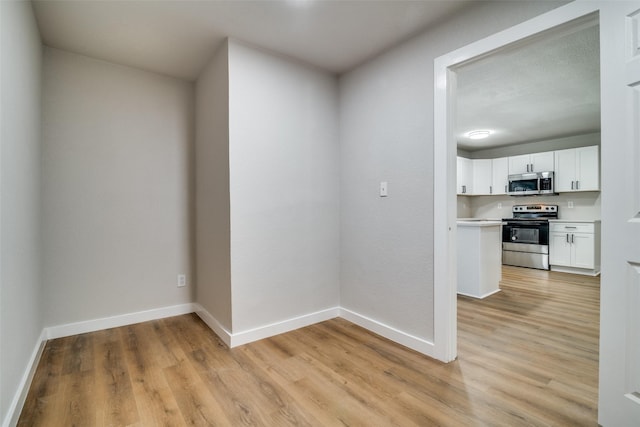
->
(508, 171), (555, 196)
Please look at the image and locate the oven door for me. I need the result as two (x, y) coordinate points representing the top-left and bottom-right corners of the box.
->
(502, 221), (550, 270)
(502, 221), (549, 245)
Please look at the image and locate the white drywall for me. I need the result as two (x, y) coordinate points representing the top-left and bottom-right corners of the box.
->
(41, 48), (195, 326)
(195, 41), (232, 331)
(339, 1), (566, 341)
(0, 1), (43, 423)
(228, 40), (340, 332)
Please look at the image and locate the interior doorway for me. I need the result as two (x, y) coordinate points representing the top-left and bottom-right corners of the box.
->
(453, 13), (600, 323)
(432, 3), (602, 363)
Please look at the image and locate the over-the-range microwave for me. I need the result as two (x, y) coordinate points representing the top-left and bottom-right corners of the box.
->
(508, 171), (556, 196)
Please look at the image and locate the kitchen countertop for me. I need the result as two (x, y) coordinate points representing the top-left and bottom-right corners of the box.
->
(457, 218), (503, 227)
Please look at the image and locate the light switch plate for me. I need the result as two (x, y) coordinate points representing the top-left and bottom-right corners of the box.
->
(380, 181), (388, 197)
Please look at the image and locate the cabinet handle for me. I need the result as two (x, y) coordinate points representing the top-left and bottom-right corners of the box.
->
(571, 234), (574, 244)
(505, 185), (508, 193)
(571, 181), (574, 190)
(526, 164), (530, 172)
(565, 226), (577, 229)
(576, 180), (580, 190)
(490, 186), (493, 194)
(530, 163), (534, 172)
(566, 234), (569, 243)
(462, 185), (466, 194)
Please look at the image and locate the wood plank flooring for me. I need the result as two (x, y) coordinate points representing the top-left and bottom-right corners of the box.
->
(18, 266), (600, 426)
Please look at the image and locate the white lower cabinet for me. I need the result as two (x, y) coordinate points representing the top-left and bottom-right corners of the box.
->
(549, 221), (600, 275)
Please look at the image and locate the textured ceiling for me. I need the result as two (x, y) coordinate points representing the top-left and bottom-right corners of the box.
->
(32, 0), (472, 80)
(455, 20), (601, 150)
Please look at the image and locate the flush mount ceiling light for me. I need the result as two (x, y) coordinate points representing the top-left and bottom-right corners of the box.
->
(466, 130), (492, 140)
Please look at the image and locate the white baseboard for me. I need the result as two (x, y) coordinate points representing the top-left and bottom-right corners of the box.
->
(550, 265), (600, 276)
(457, 289), (501, 299)
(45, 303), (196, 340)
(339, 307), (436, 358)
(3, 329), (47, 427)
(192, 303), (232, 347)
(229, 307), (341, 347)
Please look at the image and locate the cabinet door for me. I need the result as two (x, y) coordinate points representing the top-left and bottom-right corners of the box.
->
(492, 157), (509, 195)
(554, 148), (577, 192)
(531, 151), (555, 172)
(508, 154), (531, 174)
(550, 232), (572, 266)
(472, 159), (492, 195)
(576, 146), (599, 191)
(457, 157), (472, 194)
(571, 233), (595, 269)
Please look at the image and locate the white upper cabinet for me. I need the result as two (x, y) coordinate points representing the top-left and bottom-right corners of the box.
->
(508, 151), (555, 174)
(456, 146), (599, 197)
(554, 146), (599, 192)
(472, 159), (492, 195)
(457, 156), (473, 195)
(491, 157), (509, 195)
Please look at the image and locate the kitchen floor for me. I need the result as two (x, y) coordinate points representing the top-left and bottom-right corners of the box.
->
(458, 265), (600, 425)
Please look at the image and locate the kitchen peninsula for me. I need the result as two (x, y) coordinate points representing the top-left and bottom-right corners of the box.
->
(457, 219), (502, 298)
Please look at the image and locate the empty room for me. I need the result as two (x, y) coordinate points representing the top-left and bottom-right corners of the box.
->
(2, 1), (639, 426)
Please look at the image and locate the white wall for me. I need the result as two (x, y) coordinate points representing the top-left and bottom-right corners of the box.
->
(0, 1), (43, 423)
(339, 1), (567, 341)
(228, 40), (340, 332)
(42, 48), (195, 326)
(195, 41), (232, 331)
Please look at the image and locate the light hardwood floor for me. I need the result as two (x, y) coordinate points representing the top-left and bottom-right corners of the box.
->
(18, 266), (600, 426)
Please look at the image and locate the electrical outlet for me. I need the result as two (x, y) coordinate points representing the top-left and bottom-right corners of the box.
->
(177, 274), (186, 287)
(568, 201), (574, 209)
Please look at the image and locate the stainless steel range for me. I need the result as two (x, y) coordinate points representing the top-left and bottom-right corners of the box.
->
(502, 204), (558, 270)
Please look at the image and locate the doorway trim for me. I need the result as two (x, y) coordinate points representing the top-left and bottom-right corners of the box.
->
(432, 1), (601, 363)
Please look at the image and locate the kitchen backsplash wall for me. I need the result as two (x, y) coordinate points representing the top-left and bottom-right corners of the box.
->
(458, 196), (472, 218)
(460, 191), (601, 220)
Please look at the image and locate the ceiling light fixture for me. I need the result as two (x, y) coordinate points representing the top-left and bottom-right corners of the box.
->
(466, 130), (492, 140)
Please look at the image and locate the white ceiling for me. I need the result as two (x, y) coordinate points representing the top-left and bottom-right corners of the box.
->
(31, 0), (472, 80)
(32, 0), (597, 149)
(455, 20), (601, 151)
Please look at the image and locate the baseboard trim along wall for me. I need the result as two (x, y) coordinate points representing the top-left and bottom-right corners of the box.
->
(45, 303), (195, 340)
(339, 307), (436, 358)
(192, 303), (233, 347)
(228, 307), (341, 347)
(3, 330), (47, 427)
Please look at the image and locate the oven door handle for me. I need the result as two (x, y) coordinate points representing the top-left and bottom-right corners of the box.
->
(503, 221), (549, 226)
